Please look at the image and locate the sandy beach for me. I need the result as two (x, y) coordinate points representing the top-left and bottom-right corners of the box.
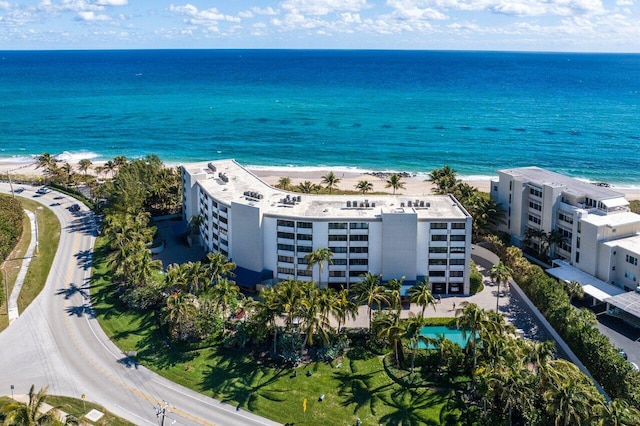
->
(1, 160), (639, 201)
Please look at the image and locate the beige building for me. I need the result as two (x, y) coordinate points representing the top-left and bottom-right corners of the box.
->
(182, 159), (473, 294)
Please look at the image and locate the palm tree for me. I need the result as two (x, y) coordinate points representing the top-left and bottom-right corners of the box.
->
(351, 272), (388, 331)
(209, 278), (241, 332)
(384, 277), (404, 313)
(489, 261), (512, 312)
(299, 286), (331, 355)
(385, 173), (406, 195)
(565, 279), (584, 303)
(297, 181), (316, 194)
(113, 155), (127, 167)
(405, 313), (428, 372)
(0, 384), (56, 425)
(77, 158), (93, 182)
(104, 160), (117, 178)
(428, 165), (459, 194)
(330, 288), (358, 333)
(455, 302), (488, 376)
(164, 291), (197, 340)
(355, 180), (373, 195)
(374, 311), (404, 366)
(277, 176), (291, 190)
(304, 247), (333, 289)
(545, 230), (567, 260)
(321, 171), (341, 194)
(599, 399), (640, 426)
(204, 252), (236, 290)
(408, 279), (436, 318)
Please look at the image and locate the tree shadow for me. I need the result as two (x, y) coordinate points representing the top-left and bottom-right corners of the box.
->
(201, 354), (288, 412)
(377, 386), (446, 426)
(64, 213), (96, 236)
(56, 282), (90, 300)
(65, 304), (96, 318)
(333, 358), (393, 416)
(117, 353), (139, 369)
(74, 249), (94, 271)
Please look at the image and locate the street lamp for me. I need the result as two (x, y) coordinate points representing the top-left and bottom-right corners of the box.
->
(10, 385), (14, 400)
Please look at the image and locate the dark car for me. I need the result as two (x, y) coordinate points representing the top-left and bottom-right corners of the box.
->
(68, 204), (81, 212)
(618, 349), (628, 360)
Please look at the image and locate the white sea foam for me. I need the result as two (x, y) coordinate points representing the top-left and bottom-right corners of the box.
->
(53, 151), (101, 162)
(0, 155), (37, 164)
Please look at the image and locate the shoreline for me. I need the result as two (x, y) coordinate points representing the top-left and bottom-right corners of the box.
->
(2, 159), (639, 201)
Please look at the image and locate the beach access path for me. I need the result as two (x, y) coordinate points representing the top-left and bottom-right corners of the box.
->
(6, 209), (38, 323)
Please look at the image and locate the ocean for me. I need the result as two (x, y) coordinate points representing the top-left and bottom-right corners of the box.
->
(0, 49), (639, 185)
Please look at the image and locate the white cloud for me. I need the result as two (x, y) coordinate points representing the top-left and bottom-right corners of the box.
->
(0, 1), (10, 10)
(392, 0), (606, 17)
(616, 0), (633, 4)
(387, 0), (448, 20)
(169, 4), (241, 25)
(95, 0), (127, 5)
(281, 0), (368, 15)
(76, 10), (110, 21)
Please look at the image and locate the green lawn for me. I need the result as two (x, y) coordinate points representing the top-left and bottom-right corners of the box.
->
(0, 197), (60, 332)
(91, 238), (458, 426)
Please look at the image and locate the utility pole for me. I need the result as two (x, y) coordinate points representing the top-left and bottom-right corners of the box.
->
(3, 268), (8, 317)
(155, 401), (169, 426)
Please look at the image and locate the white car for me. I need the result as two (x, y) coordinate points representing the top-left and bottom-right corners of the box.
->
(36, 187), (50, 195)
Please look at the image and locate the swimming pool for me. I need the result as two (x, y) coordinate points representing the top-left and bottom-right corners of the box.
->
(417, 325), (472, 349)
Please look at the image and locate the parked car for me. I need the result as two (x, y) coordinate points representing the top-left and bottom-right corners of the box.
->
(36, 187), (50, 195)
(68, 204), (80, 212)
(618, 348), (628, 360)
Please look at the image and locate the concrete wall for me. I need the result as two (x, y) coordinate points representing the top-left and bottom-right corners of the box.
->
(230, 201), (263, 273)
(381, 211), (417, 280)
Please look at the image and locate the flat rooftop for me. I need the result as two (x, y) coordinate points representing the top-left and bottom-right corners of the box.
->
(499, 166), (625, 201)
(183, 159), (470, 220)
(604, 233), (640, 253)
(583, 211), (640, 227)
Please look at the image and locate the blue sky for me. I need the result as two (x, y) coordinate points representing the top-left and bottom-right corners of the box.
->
(0, 0), (638, 52)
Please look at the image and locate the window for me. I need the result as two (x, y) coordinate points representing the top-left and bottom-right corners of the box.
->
(330, 246), (347, 253)
(332, 258), (347, 265)
(558, 212), (574, 224)
(429, 271), (446, 277)
(350, 235), (369, 242)
(625, 270), (637, 282)
(450, 271), (464, 277)
(350, 247), (369, 254)
(277, 232), (295, 239)
(431, 223), (448, 229)
(431, 235), (447, 242)
(212, 212), (219, 219)
(212, 200), (218, 208)
(429, 259), (447, 266)
(577, 222), (581, 233)
(349, 259), (368, 266)
(451, 223), (466, 229)
(450, 247), (466, 254)
(297, 234), (313, 241)
(528, 214), (541, 225)
(220, 239), (228, 246)
(429, 247), (448, 254)
(329, 235), (348, 242)
(329, 271), (345, 277)
(328, 222), (347, 229)
(626, 255), (638, 266)
(297, 245), (313, 253)
(349, 271), (364, 277)
(277, 243), (295, 251)
(350, 222), (369, 229)
(219, 217), (228, 224)
(529, 187), (542, 197)
(576, 251), (580, 263)
(212, 243), (219, 251)
(220, 206), (228, 213)
(213, 223), (219, 230)
(450, 259), (465, 265)
(298, 257), (308, 264)
(529, 201), (542, 211)
(277, 267), (295, 275)
(278, 219), (295, 227)
(298, 270), (312, 277)
(278, 255), (294, 263)
(450, 235), (466, 241)
(576, 237), (580, 249)
(297, 221), (313, 229)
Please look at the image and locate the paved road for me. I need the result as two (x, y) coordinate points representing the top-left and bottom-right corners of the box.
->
(0, 184), (280, 426)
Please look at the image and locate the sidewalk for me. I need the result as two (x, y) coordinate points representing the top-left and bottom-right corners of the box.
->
(7, 209), (38, 324)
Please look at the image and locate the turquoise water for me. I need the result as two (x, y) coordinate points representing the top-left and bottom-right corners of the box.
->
(1, 50), (639, 185)
(418, 325), (471, 349)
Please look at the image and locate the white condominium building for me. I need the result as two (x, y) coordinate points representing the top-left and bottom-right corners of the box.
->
(491, 166), (640, 292)
(182, 160), (472, 294)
